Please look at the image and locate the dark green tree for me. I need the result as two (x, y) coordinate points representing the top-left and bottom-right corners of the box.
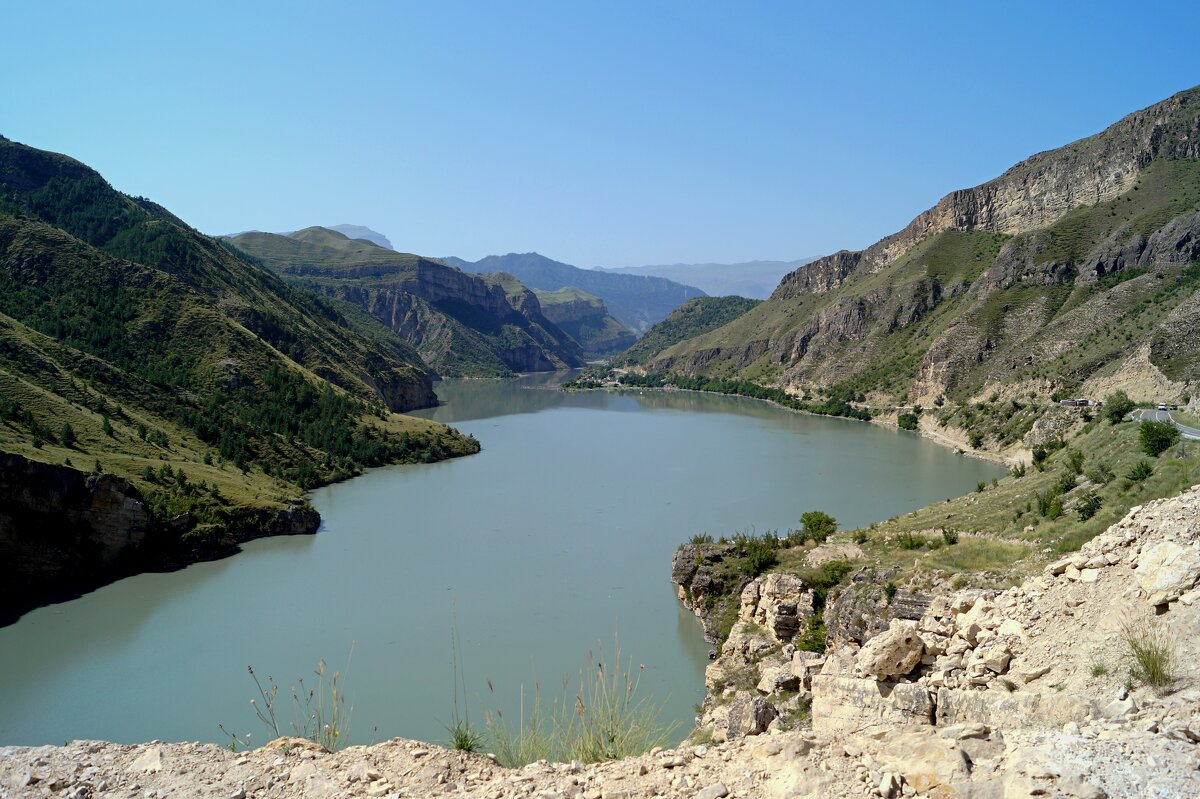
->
(1140, 420), (1180, 457)
(1103, 391), (1135, 424)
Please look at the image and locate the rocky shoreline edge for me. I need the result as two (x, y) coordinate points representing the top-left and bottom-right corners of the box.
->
(5, 487), (1200, 797)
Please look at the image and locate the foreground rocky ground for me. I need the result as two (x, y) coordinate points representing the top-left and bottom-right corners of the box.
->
(5, 488), (1200, 798)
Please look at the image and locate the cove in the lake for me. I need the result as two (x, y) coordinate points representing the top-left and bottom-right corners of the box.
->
(0, 374), (1003, 746)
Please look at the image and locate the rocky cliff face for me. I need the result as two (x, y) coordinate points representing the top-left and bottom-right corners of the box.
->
(0, 454), (319, 624)
(774, 88), (1200, 302)
(647, 88), (1200, 428)
(535, 291), (637, 355)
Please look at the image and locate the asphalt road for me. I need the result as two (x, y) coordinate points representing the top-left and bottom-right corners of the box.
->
(1133, 408), (1200, 441)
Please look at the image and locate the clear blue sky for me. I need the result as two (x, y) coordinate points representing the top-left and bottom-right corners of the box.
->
(4, 1), (1197, 267)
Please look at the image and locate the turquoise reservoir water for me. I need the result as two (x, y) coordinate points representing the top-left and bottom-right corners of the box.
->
(0, 374), (1003, 746)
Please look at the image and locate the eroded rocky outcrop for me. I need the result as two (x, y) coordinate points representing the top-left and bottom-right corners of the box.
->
(774, 88), (1200, 302)
(0, 453), (319, 624)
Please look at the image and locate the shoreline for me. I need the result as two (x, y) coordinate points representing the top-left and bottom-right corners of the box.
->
(568, 381), (1017, 467)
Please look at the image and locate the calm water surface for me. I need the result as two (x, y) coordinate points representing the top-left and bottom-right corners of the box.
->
(0, 374), (1002, 746)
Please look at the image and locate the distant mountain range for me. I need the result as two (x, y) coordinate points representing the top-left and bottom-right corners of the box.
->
(327, 224), (394, 250)
(443, 252), (704, 334)
(228, 228), (587, 376)
(597, 258), (818, 300)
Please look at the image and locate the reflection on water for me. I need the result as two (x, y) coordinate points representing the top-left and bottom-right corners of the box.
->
(0, 372), (1003, 746)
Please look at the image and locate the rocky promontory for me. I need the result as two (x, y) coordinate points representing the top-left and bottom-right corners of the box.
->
(0, 453), (319, 625)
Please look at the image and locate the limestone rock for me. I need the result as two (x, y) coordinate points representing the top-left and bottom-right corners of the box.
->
(1135, 541), (1200, 605)
(738, 572), (815, 642)
(854, 620), (924, 680)
(725, 694), (778, 739)
(811, 675), (934, 735)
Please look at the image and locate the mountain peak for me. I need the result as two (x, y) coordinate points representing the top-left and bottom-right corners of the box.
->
(328, 224), (394, 250)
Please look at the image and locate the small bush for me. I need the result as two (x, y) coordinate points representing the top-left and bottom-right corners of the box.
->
(883, 582), (898, 604)
(1065, 448), (1085, 475)
(799, 511), (837, 544)
(1122, 620), (1176, 690)
(795, 615), (827, 654)
(976, 480), (986, 493)
(941, 528), (959, 545)
(1010, 462), (1027, 478)
(897, 412), (919, 431)
(689, 533), (714, 545)
(897, 532), (925, 550)
(448, 719), (484, 752)
(1089, 662), (1108, 678)
(852, 530), (868, 544)
(1139, 420), (1180, 456)
(1126, 460), (1154, 482)
(1086, 462), (1115, 485)
(1076, 490), (1103, 521)
(969, 431), (984, 449)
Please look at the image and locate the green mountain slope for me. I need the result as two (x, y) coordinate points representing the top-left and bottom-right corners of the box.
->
(0, 137), (478, 620)
(643, 86), (1200, 447)
(229, 229), (585, 376)
(443, 252), (706, 334)
(532, 286), (637, 356)
(620, 296), (762, 365)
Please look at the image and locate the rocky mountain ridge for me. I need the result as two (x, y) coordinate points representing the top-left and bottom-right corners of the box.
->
(230, 228), (585, 376)
(774, 87), (1200, 302)
(644, 86), (1200, 444)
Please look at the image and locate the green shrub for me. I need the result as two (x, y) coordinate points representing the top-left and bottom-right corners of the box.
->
(1076, 490), (1103, 520)
(976, 480), (986, 493)
(883, 582), (898, 604)
(969, 431), (984, 449)
(689, 533), (714, 545)
(743, 537), (779, 575)
(897, 532), (925, 550)
(941, 528), (959, 545)
(897, 412), (919, 431)
(1127, 460), (1154, 481)
(800, 511), (837, 544)
(1010, 462), (1027, 478)
(1103, 390), (1135, 424)
(1086, 461), (1115, 485)
(1140, 420), (1180, 456)
(795, 615), (827, 654)
(1065, 448), (1085, 475)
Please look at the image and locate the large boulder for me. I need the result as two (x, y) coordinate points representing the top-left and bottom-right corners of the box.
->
(855, 620), (924, 680)
(1136, 541), (1200, 605)
(725, 693), (778, 739)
